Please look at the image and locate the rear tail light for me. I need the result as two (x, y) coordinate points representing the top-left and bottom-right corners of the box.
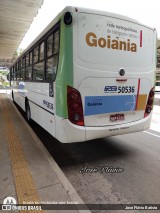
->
(67, 86), (84, 126)
(144, 87), (155, 117)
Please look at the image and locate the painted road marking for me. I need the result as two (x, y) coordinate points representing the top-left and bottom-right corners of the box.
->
(144, 131), (160, 138)
(1, 95), (43, 213)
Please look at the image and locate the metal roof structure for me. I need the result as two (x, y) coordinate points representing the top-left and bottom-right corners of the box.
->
(0, 0), (44, 68)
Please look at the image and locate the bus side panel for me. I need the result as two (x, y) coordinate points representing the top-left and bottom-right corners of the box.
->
(26, 82), (56, 137)
(55, 18), (73, 120)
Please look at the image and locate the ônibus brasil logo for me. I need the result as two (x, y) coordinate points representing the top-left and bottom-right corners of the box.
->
(2, 196), (17, 211)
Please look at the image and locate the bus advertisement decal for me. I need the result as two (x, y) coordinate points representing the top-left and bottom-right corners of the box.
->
(85, 95), (136, 116)
(136, 94), (147, 110)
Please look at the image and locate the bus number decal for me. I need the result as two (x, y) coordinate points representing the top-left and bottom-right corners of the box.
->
(104, 86), (135, 94)
(118, 86), (135, 93)
(43, 100), (53, 110)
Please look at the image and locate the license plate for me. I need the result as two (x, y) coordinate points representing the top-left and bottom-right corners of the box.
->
(110, 114), (125, 122)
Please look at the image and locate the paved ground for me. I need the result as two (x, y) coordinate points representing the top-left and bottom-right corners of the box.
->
(2, 91), (159, 212)
(0, 94), (89, 213)
(26, 93), (160, 213)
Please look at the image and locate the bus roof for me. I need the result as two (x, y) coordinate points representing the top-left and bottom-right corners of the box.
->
(12, 6), (155, 66)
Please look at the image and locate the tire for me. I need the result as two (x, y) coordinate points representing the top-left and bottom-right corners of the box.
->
(26, 101), (31, 122)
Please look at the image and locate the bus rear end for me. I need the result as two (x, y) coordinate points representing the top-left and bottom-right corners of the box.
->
(59, 7), (156, 142)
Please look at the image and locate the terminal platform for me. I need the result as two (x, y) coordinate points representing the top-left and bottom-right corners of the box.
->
(0, 94), (87, 213)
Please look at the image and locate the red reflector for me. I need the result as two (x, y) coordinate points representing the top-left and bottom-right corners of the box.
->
(140, 30), (142, 47)
(71, 103), (79, 110)
(147, 98), (153, 106)
(149, 90), (154, 98)
(70, 91), (79, 100)
(144, 87), (155, 118)
(67, 86), (84, 126)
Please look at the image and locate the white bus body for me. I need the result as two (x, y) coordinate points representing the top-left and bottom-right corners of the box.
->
(11, 7), (157, 143)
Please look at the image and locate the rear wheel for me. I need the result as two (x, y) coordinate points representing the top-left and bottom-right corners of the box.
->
(26, 101), (31, 122)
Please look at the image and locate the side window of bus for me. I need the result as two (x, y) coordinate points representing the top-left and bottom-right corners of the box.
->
(46, 30), (60, 81)
(33, 44), (44, 81)
(40, 42), (44, 60)
(15, 63), (18, 80)
(53, 31), (59, 54)
(34, 46), (39, 63)
(26, 53), (32, 80)
(47, 35), (53, 57)
(13, 66), (15, 80)
(20, 56), (26, 81)
(10, 67), (12, 80)
(17, 60), (21, 81)
(20, 58), (25, 81)
(26, 53), (29, 67)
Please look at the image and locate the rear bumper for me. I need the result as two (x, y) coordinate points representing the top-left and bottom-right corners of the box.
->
(57, 114), (152, 143)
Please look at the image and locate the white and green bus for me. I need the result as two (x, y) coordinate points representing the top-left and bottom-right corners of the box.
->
(10, 7), (157, 143)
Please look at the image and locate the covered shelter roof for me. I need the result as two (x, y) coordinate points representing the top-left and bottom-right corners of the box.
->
(0, 0), (44, 68)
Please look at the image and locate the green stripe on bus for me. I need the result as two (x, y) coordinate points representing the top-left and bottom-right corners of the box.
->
(56, 18), (73, 118)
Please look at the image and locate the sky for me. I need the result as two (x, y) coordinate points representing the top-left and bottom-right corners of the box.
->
(19, 0), (160, 50)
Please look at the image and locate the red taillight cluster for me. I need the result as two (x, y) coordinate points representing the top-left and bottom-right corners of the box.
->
(67, 86), (84, 126)
(144, 87), (155, 117)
